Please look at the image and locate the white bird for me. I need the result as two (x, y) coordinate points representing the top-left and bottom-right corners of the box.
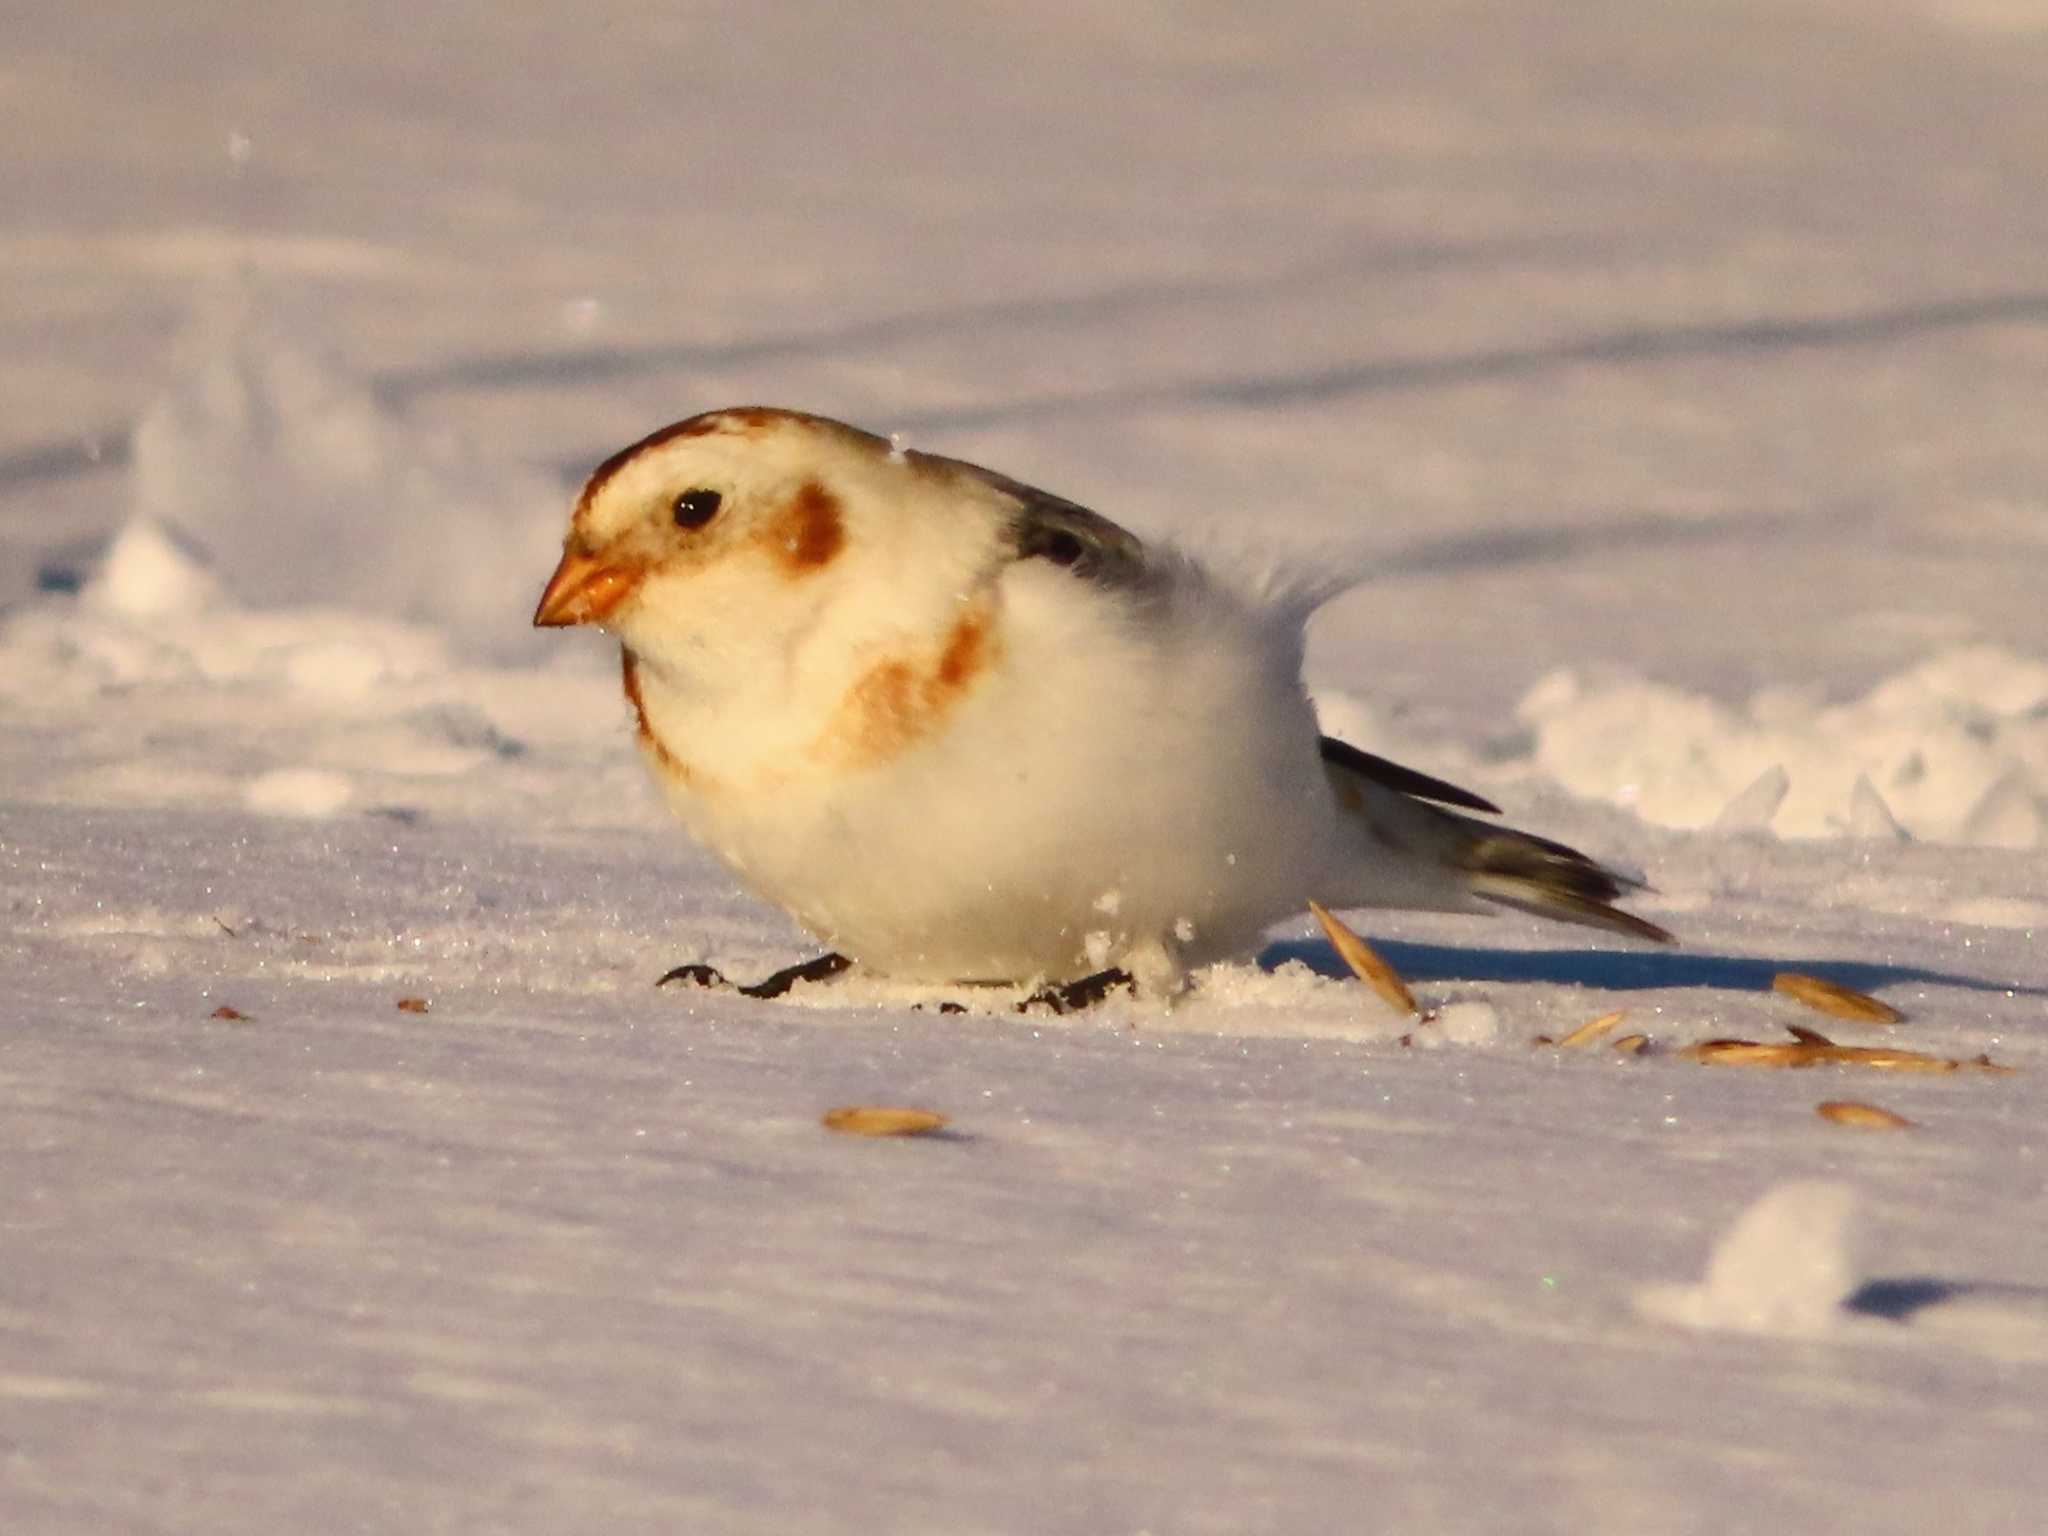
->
(534, 407), (1669, 1005)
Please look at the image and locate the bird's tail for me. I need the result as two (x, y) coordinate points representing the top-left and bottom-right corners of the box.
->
(1319, 736), (1674, 944)
(1446, 815), (1674, 944)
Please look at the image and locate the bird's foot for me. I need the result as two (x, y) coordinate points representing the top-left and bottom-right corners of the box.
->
(1016, 967), (1136, 1016)
(654, 962), (730, 990)
(656, 951), (853, 999)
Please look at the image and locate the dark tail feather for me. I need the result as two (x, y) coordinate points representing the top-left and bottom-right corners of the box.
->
(1455, 824), (1676, 945)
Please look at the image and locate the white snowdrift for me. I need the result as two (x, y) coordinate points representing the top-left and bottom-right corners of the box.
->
(1520, 649), (2048, 845)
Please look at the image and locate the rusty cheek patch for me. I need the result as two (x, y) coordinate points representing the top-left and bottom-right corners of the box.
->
(762, 479), (845, 574)
(814, 608), (999, 768)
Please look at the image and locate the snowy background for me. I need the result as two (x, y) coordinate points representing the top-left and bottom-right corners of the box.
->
(5, 1), (2048, 1530)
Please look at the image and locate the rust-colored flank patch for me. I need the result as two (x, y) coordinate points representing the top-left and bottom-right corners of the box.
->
(769, 479), (845, 573)
(817, 607), (1000, 768)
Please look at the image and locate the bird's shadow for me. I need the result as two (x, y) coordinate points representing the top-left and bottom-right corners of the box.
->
(1843, 1277), (2048, 1322)
(1257, 937), (2046, 1004)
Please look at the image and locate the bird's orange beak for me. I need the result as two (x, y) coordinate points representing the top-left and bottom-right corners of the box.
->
(532, 549), (642, 627)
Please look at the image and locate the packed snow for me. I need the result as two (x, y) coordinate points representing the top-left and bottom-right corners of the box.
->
(5, 3), (2047, 1533)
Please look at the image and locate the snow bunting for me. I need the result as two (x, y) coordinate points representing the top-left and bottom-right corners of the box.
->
(535, 406), (1670, 1000)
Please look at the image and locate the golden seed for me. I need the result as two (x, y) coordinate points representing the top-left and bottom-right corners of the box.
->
(1556, 1010), (1626, 1048)
(1308, 899), (1419, 1016)
(209, 1004), (249, 1021)
(1680, 1039), (1813, 1067)
(1816, 1100), (1914, 1130)
(821, 1106), (950, 1138)
(1820, 1046), (1959, 1073)
(1612, 1033), (1649, 1056)
(1772, 972), (1902, 1024)
(1679, 1035), (2003, 1073)
(396, 996), (430, 1014)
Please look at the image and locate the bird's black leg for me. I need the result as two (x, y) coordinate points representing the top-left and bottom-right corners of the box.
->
(655, 952), (852, 997)
(737, 951), (853, 998)
(1016, 967), (1136, 1016)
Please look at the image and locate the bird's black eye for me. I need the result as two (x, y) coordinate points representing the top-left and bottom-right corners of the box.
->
(672, 488), (722, 529)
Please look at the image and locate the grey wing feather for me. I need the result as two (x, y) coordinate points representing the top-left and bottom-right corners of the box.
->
(1319, 735), (1501, 814)
(1448, 814), (1675, 944)
(1007, 490), (1149, 585)
(923, 451), (1150, 586)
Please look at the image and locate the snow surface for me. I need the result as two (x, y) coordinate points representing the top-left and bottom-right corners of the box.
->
(5, 2), (2048, 1532)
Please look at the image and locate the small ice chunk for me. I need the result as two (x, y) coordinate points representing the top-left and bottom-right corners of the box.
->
(1959, 769), (2043, 849)
(1713, 764), (1788, 832)
(245, 768), (354, 819)
(1637, 1180), (1860, 1336)
(1431, 1000), (1498, 1045)
(85, 517), (224, 618)
(1846, 774), (1908, 841)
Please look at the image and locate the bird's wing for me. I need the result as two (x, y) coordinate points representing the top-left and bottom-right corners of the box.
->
(1005, 486), (1150, 586)
(920, 452), (1150, 587)
(1318, 735), (1501, 814)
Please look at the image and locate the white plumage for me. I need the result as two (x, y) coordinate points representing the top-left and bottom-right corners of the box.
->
(535, 407), (1668, 998)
